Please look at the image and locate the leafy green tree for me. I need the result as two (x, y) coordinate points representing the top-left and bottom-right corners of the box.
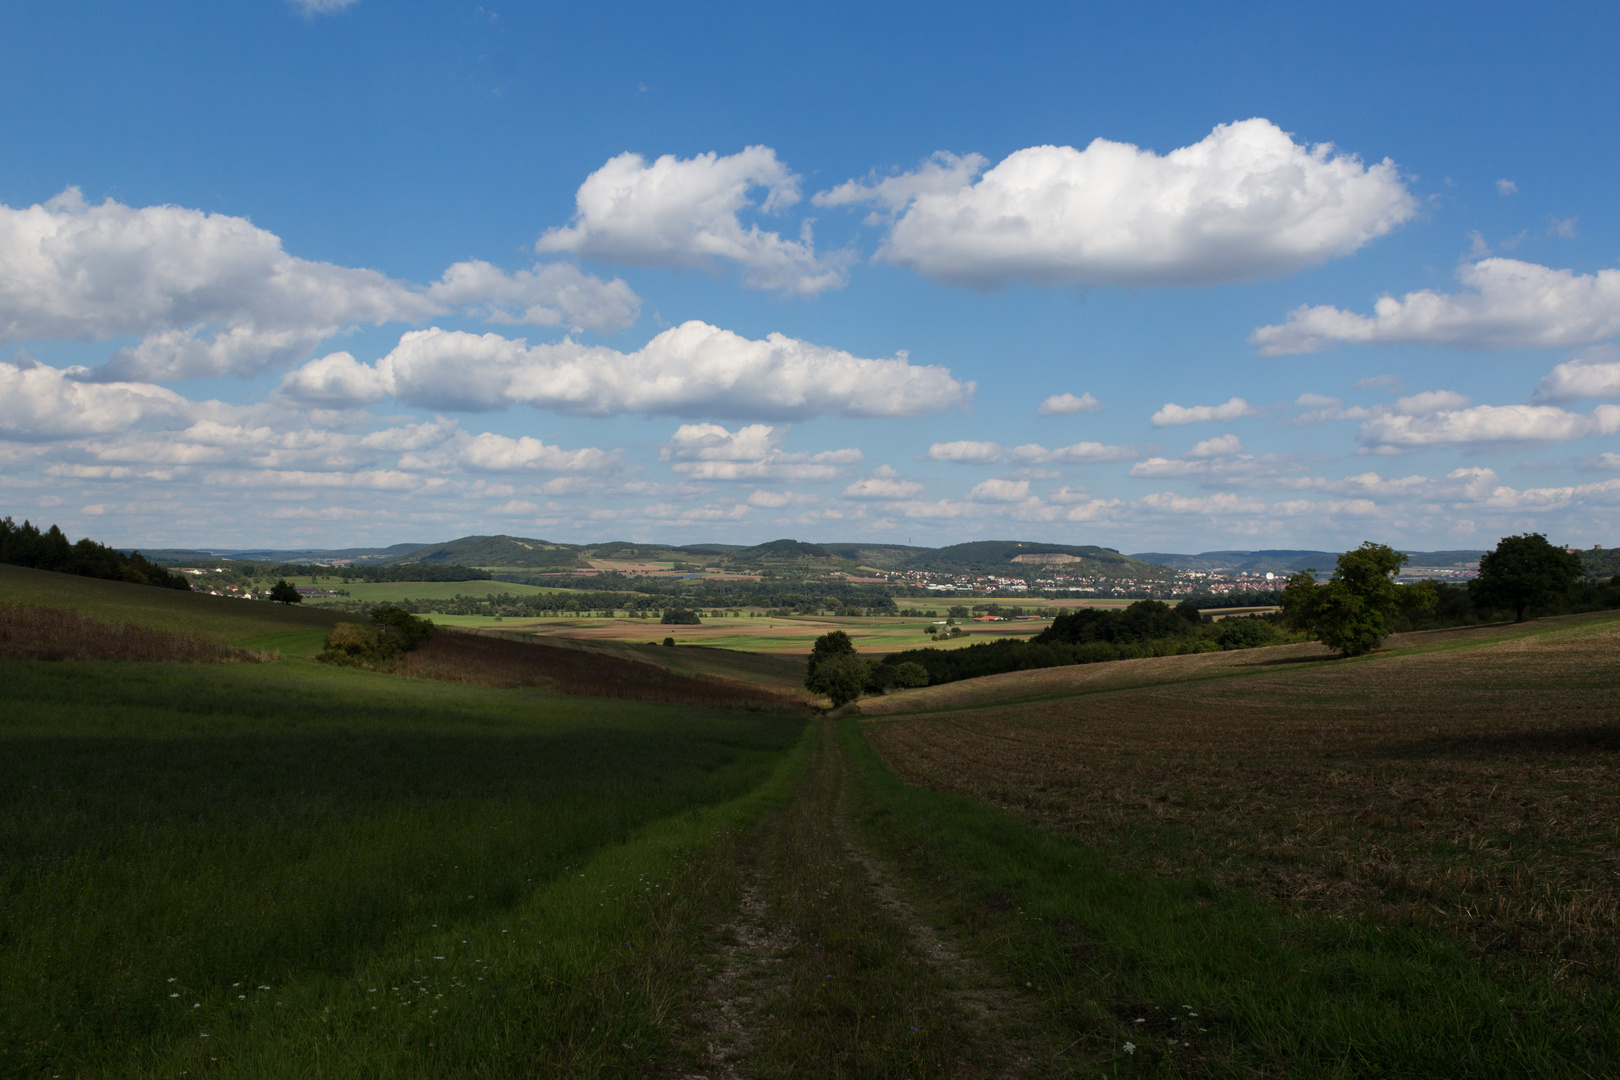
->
(1279, 542), (1419, 657)
(805, 630), (864, 706)
(267, 579), (302, 605)
(660, 608), (702, 624)
(1470, 533), (1583, 622)
(808, 655), (866, 707)
(371, 605), (434, 648)
(889, 661), (930, 689)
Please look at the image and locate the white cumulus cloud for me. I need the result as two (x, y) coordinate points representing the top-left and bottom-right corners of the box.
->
(844, 476), (925, 499)
(0, 359), (192, 439)
(1151, 397), (1256, 426)
(826, 119), (1413, 289)
(662, 423), (862, 481)
(1037, 391), (1103, 415)
(923, 440), (1004, 464)
(280, 320), (972, 419)
(538, 147), (852, 295)
(968, 478), (1030, 502)
(1251, 257), (1620, 356)
(925, 438), (1132, 464)
(1532, 347), (1620, 403)
(426, 260), (639, 332)
(1359, 402), (1620, 451)
(0, 188), (639, 381)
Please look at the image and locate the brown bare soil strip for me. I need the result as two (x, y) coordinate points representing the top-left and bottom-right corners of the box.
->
(862, 613), (1620, 990)
(401, 628), (812, 712)
(0, 601), (264, 663)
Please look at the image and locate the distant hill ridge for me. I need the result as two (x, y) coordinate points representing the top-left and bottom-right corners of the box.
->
(134, 533), (1166, 580)
(1133, 549), (1487, 574)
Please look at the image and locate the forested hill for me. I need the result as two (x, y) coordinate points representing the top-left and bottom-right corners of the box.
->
(377, 535), (587, 568)
(1136, 549), (1488, 574)
(901, 541), (1170, 578)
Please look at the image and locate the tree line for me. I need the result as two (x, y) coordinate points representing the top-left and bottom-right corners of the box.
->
(801, 533), (1618, 706)
(0, 518), (192, 592)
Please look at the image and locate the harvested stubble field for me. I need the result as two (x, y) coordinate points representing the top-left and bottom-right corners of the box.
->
(861, 612), (1620, 993)
(400, 628), (812, 712)
(0, 602), (265, 663)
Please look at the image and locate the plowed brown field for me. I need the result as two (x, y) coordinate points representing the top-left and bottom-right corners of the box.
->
(861, 612), (1620, 986)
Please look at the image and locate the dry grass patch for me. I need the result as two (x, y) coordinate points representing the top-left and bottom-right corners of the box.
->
(0, 602), (265, 663)
(862, 613), (1620, 990)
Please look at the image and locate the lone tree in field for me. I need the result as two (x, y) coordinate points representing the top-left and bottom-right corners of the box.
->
(1470, 533), (1583, 622)
(805, 630), (865, 707)
(1279, 541), (1414, 657)
(267, 579), (302, 605)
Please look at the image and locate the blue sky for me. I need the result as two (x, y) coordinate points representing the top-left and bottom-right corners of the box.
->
(4, 0), (1618, 552)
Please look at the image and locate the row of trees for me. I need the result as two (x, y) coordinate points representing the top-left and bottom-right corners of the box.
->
(1280, 534), (1592, 657)
(802, 533), (1607, 706)
(0, 517), (192, 592)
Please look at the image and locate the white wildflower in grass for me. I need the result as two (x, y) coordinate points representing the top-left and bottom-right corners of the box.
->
(1123, 1041), (1135, 1055)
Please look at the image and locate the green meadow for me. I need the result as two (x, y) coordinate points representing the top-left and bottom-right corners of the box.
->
(0, 568), (807, 1077)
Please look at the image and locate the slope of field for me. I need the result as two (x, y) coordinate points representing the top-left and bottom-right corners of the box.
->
(0, 650), (805, 1078)
(861, 611), (1620, 998)
(0, 563), (345, 644)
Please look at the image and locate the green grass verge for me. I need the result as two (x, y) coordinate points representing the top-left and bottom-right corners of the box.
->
(841, 719), (1616, 1077)
(0, 655), (807, 1077)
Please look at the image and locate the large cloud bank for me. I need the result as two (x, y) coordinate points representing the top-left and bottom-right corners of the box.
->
(818, 119), (1415, 289)
(0, 189), (638, 381)
(280, 320), (973, 419)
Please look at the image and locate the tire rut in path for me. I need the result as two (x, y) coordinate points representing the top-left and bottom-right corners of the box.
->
(683, 718), (1043, 1079)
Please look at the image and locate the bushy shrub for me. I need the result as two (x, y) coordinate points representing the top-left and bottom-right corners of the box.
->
(889, 661), (929, 688)
(1214, 616), (1284, 650)
(318, 605), (435, 667)
(660, 608), (702, 625)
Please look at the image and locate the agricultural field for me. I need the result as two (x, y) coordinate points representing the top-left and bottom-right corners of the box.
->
(857, 611), (1620, 1070)
(484, 612), (1050, 654)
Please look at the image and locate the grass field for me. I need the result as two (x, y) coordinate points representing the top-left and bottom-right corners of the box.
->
(6, 565), (1616, 1076)
(0, 563), (345, 644)
(0, 649), (806, 1078)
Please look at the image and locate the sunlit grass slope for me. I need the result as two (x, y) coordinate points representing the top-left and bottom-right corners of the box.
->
(0, 563), (345, 644)
(0, 655), (805, 1077)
